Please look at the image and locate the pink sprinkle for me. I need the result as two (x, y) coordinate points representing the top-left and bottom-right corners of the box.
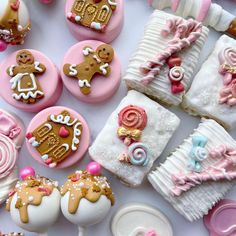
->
(38, 187), (52, 196)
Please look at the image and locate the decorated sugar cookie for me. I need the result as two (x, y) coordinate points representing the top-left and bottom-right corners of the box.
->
(123, 10), (209, 106)
(148, 119), (236, 221)
(6, 167), (61, 235)
(89, 90), (180, 187)
(61, 162), (115, 236)
(0, 49), (62, 112)
(0, 109), (24, 205)
(26, 106), (90, 168)
(0, 0), (31, 51)
(148, 0), (236, 38)
(65, 0), (124, 43)
(183, 35), (236, 130)
(61, 40), (121, 103)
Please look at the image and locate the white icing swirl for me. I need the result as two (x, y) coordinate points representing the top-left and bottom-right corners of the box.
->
(193, 147), (208, 162)
(168, 66), (185, 81)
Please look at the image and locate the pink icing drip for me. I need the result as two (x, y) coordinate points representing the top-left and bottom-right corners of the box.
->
(0, 112), (21, 139)
(197, 0), (212, 22)
(140, 18), (202, 85)
(171, 145), (236, 196)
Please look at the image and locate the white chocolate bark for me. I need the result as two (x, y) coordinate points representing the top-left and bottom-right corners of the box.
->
(183, 35), (236, 130)
(123, 10), (209, 106)
(89, 90), (180, 187)
(150, 0), (235, 32)
(148, 119), (236, 222)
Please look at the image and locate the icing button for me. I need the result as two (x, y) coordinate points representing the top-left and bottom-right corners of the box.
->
(59, 126), (70, 138)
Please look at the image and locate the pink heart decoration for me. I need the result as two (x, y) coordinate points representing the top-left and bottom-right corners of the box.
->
(59, 126), (70, 138)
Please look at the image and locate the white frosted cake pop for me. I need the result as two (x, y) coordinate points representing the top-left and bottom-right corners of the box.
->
(0, 0), (31, 51)
(6, 167), (61, 235)
(61, 162), (115, 236)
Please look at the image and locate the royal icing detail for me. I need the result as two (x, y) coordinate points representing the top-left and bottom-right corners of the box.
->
(117, 105), (149, 167)
(63, 44), (114, 95)
(61, 166), (115, 214)
(131, 228), (159, 236)
(67, 0), (117, 32)
(140, 17), (202, 89)
(6, 172), (58, 224)
(171, 145), (236, 196)
(218, 47), (236, 106)
(7, 50), (46, 104)
(0, 0), (30, 46)
(26, 110), (83, 168)
(188, 136), (208, 172)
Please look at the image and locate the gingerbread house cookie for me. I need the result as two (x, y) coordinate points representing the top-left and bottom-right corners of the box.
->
(0, 0), (31, 51)
(183, 35), (236, 130)
(0, 49), (62, 112)
(123, 10), (209, 106)
(89, 90), (180, 187)
(148, 119), (236, 221)
(65, 0), (124, 43)
(26, 106), (90, 168)
(61, 40), (121, 103)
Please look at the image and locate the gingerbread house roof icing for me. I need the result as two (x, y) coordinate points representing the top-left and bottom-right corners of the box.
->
(27, 110), (83, 168)
(70, 0), (117, 31)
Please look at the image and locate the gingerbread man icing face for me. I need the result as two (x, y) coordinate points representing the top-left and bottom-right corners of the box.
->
(7, 49), (46, 104)
(16, 50), (34, 65)
(63, 43), (114, 95)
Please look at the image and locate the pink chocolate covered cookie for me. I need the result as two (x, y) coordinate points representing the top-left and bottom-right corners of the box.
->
(0, 109), (24, 204)
(25, 106), (90, 169)
(0, 49), (62, 112)
(61, 40), (121, 103)
(65, 0), (124, 43)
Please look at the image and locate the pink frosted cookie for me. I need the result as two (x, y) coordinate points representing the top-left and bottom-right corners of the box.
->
(0, 49), (62, 113)
(0, 109), (24, 204)
(65, 0), (124, 43)
(25, 106), (90, 169)
(61, 40), (121, 103)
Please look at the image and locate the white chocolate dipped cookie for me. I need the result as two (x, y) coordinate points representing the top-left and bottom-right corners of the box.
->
(111, 203), (173, 236)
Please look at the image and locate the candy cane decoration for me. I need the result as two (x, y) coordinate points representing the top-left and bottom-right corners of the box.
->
(140, 17), (202, 85)
(171, 145), (236, 196)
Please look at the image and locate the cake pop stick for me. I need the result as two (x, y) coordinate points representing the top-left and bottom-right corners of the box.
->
(6, 167), (61, 236)
(148, 0), (236, 38)
(61, 162), (115, 236)
(171, 145), (236, 196)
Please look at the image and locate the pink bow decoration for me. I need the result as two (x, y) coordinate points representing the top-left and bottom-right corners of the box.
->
(171, 145), (236, 196)
(219, 79), (236, 106)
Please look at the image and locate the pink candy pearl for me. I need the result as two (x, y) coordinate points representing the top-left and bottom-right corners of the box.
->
(86, 162), (101, 175)
(40, 0), (53, 4)
(0, 40), (8, 52)
(20, 167), (36, 180)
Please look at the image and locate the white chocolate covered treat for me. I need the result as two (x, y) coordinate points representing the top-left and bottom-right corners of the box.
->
(183, 35), (236, 130)
(6, 167), (61, 235)
(0, 0), (31, 51)
(123, 10), (209, 106)
(148, 0), (236, 37)
(60, 162), (115, 236)
(148, 119), (236, 222)
(89, 90), (180, 187)
(111, 203), (173, 236)
(0, 109), (24, 204)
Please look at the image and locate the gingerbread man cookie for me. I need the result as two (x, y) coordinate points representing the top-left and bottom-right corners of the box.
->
(63, 43), (114, 95)
(7, 50), (46, 104)
(67, 0), (117, 32)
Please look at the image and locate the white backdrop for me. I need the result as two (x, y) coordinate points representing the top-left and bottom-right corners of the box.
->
(0, 0), (236, 235)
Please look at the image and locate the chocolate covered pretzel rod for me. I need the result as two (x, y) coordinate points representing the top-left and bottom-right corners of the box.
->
(171, 145), (236, 196)
(148, 0), (236, 38)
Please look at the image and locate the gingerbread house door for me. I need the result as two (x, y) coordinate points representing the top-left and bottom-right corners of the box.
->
(83, 4), (98, 26)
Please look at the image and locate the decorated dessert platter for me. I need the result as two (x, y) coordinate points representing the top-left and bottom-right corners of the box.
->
(1, 0), (236, 236)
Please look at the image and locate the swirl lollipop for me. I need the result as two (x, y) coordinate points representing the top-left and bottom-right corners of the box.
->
(61, 162), (115, 236)
(118, 105), (147, 146)
(218, 47), (236, 85)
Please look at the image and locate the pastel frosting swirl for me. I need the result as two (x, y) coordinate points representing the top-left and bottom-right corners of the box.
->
(0, 134), (17, 179)
(118, 105), (147, 130)
(219, 47), (236, 66)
